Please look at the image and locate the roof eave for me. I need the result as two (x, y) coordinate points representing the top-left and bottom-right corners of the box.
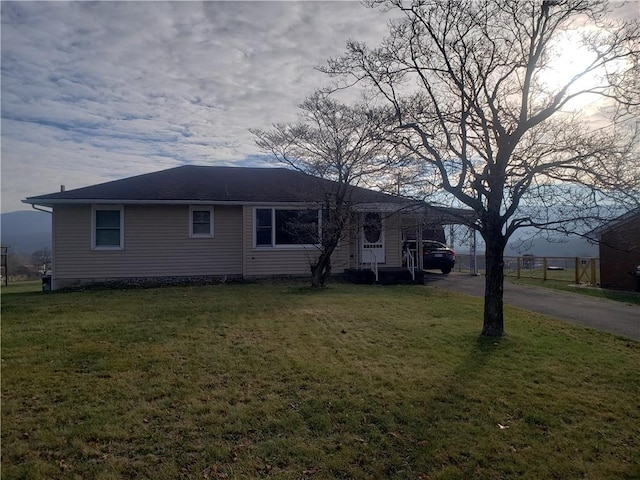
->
(22, 198), (331, 208)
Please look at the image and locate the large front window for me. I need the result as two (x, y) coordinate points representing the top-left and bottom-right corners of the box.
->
(255, 208), (320, 247)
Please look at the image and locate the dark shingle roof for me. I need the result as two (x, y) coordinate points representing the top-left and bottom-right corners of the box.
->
(24, 165), (409, 206)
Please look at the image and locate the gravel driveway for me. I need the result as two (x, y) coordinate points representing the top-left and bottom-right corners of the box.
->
(426, 272), (640, 342)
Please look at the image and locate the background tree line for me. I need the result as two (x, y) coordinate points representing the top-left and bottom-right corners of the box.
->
(3, 247), (52, 281)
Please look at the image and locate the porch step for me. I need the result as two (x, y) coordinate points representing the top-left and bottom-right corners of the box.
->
(345, 268), (376, 284)
(345, 268), (424, 285)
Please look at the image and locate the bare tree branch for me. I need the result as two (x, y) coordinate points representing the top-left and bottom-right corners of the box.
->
(251, 91), (401, 287)
(321, 0), (640, 336)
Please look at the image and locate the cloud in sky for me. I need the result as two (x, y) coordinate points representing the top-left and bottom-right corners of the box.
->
(3, 1), (637, 213)
(1, 1), (394, 212)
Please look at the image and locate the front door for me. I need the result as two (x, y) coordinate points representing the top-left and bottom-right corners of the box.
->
(361, 212), (385, 264)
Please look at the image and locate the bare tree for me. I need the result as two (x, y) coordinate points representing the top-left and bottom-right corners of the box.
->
(323, 0), (640, 336)
(251, 91), (397, 287)
(31, 247), (51, 275)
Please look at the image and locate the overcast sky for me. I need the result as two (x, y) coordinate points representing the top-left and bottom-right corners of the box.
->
(1, 1), (396, 213)
(2, 1), (637, 214)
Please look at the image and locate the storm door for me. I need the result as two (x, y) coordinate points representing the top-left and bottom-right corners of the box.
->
(360, 212), (385, 264)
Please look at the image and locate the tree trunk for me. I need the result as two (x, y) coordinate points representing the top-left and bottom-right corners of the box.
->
(482, 235), (506, 337)
(310, 203), (344, 288)
(311, 250), (332, 288)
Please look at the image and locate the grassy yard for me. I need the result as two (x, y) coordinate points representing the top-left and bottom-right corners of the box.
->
(2, 282), (639, 480)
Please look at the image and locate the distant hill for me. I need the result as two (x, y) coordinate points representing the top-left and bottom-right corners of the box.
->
(504, 228), (598, 257)
(1, 210), (52, 254)
(453, 227), (599, 258)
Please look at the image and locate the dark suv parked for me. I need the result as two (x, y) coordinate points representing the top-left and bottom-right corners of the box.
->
(403, 240), (456, 274)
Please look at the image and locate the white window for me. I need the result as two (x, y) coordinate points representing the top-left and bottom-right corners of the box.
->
(189, 206), (214, 237)
(92, 205), (124, 250)
(254, 208), (320, 248)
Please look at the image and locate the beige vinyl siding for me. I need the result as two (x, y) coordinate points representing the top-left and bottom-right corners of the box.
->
(242, 206), (350, 277)
(53, 204), (242, 280)
(385, 212), (402, 267)
(332, 237), (350, 272)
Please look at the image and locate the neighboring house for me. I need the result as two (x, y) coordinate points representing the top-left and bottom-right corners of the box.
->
(591, 208), (640, 292)
(23, 165), (472, 290)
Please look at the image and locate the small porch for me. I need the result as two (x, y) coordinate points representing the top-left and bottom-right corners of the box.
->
(345, 201), (478, 284)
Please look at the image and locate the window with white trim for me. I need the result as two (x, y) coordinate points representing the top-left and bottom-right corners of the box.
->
(189, 206), (214, 237)
(92, 206), (124, 249)
(255, 208), (320, 248)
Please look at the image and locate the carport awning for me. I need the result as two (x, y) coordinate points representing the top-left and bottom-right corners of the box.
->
(355, 202), (477, 226)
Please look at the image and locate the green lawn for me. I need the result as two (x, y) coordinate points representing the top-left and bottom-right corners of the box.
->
(2, 282), (639, 479)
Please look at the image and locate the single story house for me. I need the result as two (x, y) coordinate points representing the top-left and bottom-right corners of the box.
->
(591, 208), (640, 292)
(23, 165), (473, 290)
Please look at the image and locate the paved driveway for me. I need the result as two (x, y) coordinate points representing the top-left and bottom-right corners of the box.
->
(426, 272), (640, 342)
